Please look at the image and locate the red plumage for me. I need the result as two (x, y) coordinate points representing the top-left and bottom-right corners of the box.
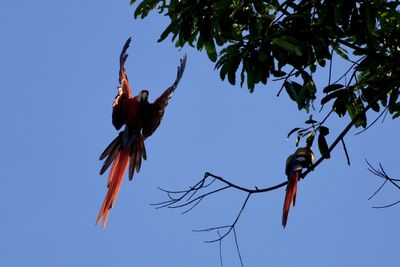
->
(96, 38), (186, 227)
(282, 170), (301, 228)
(96, 149), (129, 228)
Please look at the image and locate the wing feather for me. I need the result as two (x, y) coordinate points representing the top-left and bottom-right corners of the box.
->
(142, 55), (187, 139)
(112, 37), (133, 130)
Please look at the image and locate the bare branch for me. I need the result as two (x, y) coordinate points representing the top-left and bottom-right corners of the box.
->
(336, 39), (367, 53)
(275, 68), (296, 97)
(373, 200), (400, 209)
(153, 79), (398, 267)
(194, 193), (252, 243)
(367, 160), (400, 208)
(233, 227), (244, 267)
(154, 82), (398, 227)
(368, 179), (388, 200)
(217, 231), (223, 267)
(319, 47), (335, 112)
(341, 138), (350, 166)
(331, 56), (365, 85)
(204, 172), (287, 193)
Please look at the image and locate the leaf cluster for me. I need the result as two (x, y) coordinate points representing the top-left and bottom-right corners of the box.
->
(131, 0), (400, 122)
(287, 115), (331, 159)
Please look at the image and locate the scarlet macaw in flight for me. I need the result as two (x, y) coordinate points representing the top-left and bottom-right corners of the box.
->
(282, 147), (314, 228)
(96, 37), (187, 227)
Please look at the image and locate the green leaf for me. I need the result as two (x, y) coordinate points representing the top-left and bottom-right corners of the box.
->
(333, 45), (349, 61)
(321, 89), (346, 105)
(219, 64), (228, 81)
(393, 112), (400, 119)
(389, 89), (400, 113)
(227, 56), (241, 85)
(217, 45), (242, 85)
(284, 81), (297, 101)
(258, 52), (269, 62)
(318, 133), (330, 159)
(273, 70), (287, 77)
(240, 67), (245, 87)
(196, 34), (204, 51)
(158, 23), (175, 42)
(227, 69), (236, 85)
(134, 0), (159, 19)
(363, 3), (377, 36)
(204, 40), (217, 62)
(287, 127), (301, 139)
(272, 37), (302, 56)
(380, 95), (388, 107)
(305, 119), (317, 124)
(247, 69), (255, 92)
(318, 126), (329, 136)
(295, 134), (301, 147)
(306, 133), (315, 148)
(346, 98), (367, 128)
(370, 102), (380, 112)
(333, 98), (347, 117)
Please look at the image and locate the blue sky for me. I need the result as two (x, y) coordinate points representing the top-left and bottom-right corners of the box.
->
(1, 1), (399, 266)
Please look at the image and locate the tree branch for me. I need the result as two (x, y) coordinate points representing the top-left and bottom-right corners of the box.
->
(154, 81), (398, 212)
(153, 81), (398, 266)
(193, 192), (251, 243)
(367, 160), (400, 209)
(336, 38), (366, 52)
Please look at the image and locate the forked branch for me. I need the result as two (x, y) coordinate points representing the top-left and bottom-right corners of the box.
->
(153, 80), (398, 266)
(154, 81), (397, 233)
(367, 160), (400, 208)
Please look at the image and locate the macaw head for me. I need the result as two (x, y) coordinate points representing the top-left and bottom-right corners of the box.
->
(294, 147), (314, 167)
(139, 90), (149, 102)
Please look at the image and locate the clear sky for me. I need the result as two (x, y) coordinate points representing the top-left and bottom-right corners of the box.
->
(1, 1), (399, 267)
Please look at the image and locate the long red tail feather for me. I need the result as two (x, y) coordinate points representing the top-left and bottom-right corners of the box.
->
(97, 133), (147, 227)
(96, 149), (129, 228)
(282, 171), (301, 228)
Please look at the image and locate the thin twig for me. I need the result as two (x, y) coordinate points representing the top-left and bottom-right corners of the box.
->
(205, 172), (288, 193)
(276, 68), (296, 96)
(233, 227), (244, 267)
(152, 80), (398, 267)
(367, 159), (400, 208)
(336, 39), (366, 53)
(382, 108), (389, 122)
(341, 138), (350, 166)
(320, 47), (335, 112)
(331, 56), (365, 85)
(355, 107), (388, 136)
(373, 200), (400, 209)
(200, 193), (252, 243)
(368, 179), (388, 200)
(217, 231), (223, 267)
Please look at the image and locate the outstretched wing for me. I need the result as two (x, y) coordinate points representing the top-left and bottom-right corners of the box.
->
(142, 54), (187, 139)
(112, 37), (133, 130)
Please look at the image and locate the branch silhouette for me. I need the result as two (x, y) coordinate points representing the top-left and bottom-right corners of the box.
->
(153, 81), (398, 267)
(154, 81), (397, 223)
(367, 160), (400, 209)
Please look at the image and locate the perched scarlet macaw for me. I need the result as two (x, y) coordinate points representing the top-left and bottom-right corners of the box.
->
(96, 37), (187, 227)
(282, 147), (314, 228)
